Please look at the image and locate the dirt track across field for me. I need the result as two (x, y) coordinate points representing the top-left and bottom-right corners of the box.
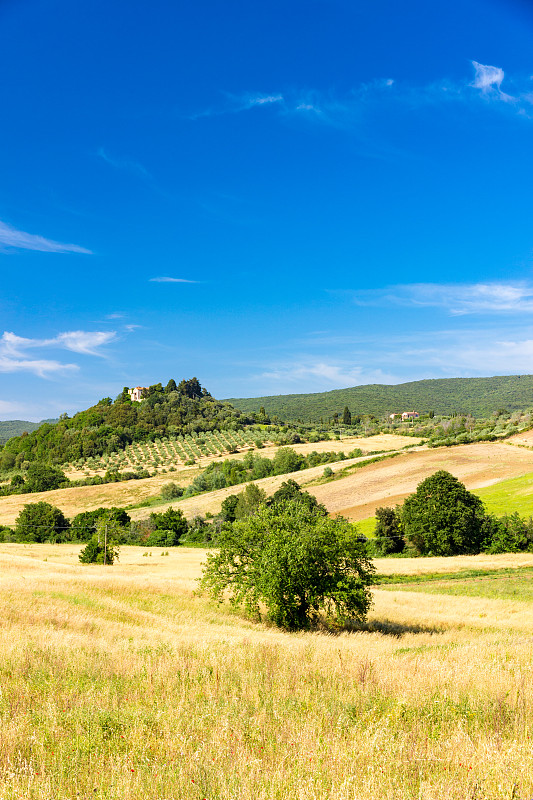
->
(313, 441), (533, 520)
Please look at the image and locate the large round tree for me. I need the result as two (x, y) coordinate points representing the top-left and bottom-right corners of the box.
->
(402, 470), (486, 556)
(200, 500), (375, 630)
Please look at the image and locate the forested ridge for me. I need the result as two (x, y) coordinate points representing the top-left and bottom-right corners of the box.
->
(227, 375), (533, 422)
(0, 419), (57, 446)
(0, 379), (253, 467)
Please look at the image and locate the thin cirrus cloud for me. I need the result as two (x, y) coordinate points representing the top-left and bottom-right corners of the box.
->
(256, 361), (398, 389)
(0, 220), (92, 254)
(149, 277), (199, 283)
(188, 62), (533, 129)
(97, 147), (151, 178)
(0, 330), (117, 376)
(351, 282), (533, 315)
(471, 61), (505, 92)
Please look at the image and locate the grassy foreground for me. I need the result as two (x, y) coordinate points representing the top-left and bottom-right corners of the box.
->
(2, 545), (533, 799)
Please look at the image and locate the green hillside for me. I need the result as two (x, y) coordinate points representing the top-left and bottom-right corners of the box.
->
(226, 375), (533, 422)
(0, 379), (253, 466)
(0, 419), (57, 446)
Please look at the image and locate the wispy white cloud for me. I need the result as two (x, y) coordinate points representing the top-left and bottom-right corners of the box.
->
(188, 62), (533, 130)
(149, 277), (199, 283)
(244, 94), (284, 107)
(351, 281), (533, 315)
(256, 360), (398, 389)
(471, 61), (505, 92)
(0, 357), (78, 378)
(97, 147), (151, 178)
(1, 330), (116, 357)
(385, 332), (533, 378)
(0, 330), (116, 376)
(53, 331), (117, 355)
(0, 221), (92, 254)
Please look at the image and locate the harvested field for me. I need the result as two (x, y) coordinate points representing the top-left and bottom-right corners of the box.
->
(2, 543), (533, 799)
(0, 468), (198, 526)
(312, 440), (533, 520)
(0, 435), (418, 525)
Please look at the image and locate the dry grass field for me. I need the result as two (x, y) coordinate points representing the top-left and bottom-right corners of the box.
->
(1, 543), (533, 800)
(4, 437), (533, 528)
(131, 439), (533, 523)
(312, 440), (533, 520)
(0, 434), (420, 526)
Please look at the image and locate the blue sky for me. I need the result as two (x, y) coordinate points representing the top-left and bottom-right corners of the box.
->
(1, 0), (533, 420)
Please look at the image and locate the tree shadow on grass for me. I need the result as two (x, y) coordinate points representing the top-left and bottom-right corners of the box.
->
(324, 618), (448, 637)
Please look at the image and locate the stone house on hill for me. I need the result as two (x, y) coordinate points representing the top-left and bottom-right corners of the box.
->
(128, 386), (148, 402)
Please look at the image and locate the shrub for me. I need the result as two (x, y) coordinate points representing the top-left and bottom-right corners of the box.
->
(200, 501), (375, 630)
(483, 513), (533, 554)
(79, 534), (119, 564)
(160, 482), (184, 501)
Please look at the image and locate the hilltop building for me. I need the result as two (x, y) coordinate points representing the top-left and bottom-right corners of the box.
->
(128, 386), (148, 402)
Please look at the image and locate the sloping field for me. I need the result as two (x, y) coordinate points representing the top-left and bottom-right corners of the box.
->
(2, 543), (533, 799)
(152, 440), (533, 524)
(62, 431), (419, 479)
(311, 441), (533, 520)
(0, 451), (395, 525)
(0, 434), (419, 525)
(4, 437), (532, 527)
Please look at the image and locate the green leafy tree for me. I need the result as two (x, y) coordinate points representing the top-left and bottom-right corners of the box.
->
(271, 447), (305, 475)
(70, 507), (131, 541)
(15, 501), (70, 542)
(165, 378), (177, 393)
(147, 506), (188, 545)
(25, 462), (66, 493)
(374, 506), (405, 554)
(401, 470), (486, 556)
(235, 483), (267, 519)
(0, 451), (16, 471)
(220, 494), (239, 522)
(269, 479), (326, 515)
(483, 512), (533, 554)
(200, 502), (375, 630)
(343, 406), (352, 425)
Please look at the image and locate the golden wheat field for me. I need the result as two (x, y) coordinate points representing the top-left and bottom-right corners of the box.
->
(1, 543), (533, 800)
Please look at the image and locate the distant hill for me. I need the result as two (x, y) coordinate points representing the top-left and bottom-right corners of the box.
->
(0, 419), (57, 445)
(0, 379), (252, 465)
(226, 375), (533, 423)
